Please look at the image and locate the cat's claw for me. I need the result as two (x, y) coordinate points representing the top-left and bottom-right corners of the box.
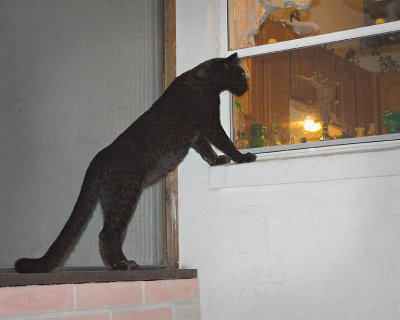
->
(215, 155), (231, 165)
(127, 260), (140, 270)
(111, 260), (139, 271)
(240, 152), (257, 163)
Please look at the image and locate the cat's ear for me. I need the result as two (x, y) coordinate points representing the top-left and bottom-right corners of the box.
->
(226, 52), (238, 63)
(223, 52), (239, 69)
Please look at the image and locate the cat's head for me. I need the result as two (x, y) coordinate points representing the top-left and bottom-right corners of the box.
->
(196, 53), (249, 96)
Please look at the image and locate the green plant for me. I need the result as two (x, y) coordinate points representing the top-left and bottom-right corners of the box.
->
(382, 110), (400, 121)
(234, 100), (243, 112)
(234, 100), (246, 148)
(249, 123), (266, 148)
(267, 113), (281, 146)
(382, 110), (400, 134)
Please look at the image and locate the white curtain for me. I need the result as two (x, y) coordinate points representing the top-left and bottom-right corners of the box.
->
(232, 0), (311, 48)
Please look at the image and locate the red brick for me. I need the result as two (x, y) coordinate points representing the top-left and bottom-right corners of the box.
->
(113, 308), (172, 320)
(47, 314), (108, 320)
(0, 284), (74, 317)
(75, 281), (142, 310)
(145, 279), (198, 304)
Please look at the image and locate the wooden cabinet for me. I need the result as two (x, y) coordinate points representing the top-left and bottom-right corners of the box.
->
(239, 19), (387, 141)
(315, 48), (337, 81)
(289, 46), (379, 136)
(238, 18), (296, 134)
(355, 67), (375, 129)
(336, 57), (357, 130)
(376, 73), (400, 111)
(290, 47), (337, 105)
(247, 51), (291, 144)
(254, 18), (301, 45)
(376, 73), (400, 133)
(290, 47), (315, 104)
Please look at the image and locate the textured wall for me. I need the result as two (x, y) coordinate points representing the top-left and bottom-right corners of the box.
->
(0, 0), (164, 267)
(176, 1), (400, 319)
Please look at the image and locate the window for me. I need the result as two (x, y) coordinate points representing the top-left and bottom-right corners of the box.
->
(0, 0), (179, 280)
(226, 0), (400, 152)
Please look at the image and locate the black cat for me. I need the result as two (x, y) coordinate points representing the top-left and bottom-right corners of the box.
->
(15, 53), (256, 273)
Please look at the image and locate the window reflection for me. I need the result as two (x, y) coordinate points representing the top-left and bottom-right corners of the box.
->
(232, 32), (400, 149)
(228, 0), (400, 50)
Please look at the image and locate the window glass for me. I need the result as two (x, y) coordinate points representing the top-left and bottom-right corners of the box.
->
(232, 31), (400, 149)
(0, 0), (166, 269)
(228, 0), (400, 50)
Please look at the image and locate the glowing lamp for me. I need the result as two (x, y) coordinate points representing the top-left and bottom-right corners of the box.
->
(304, 118), (321, 132)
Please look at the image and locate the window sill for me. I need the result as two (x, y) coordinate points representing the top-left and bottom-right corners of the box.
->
(209, 137), (400, 190)
(0, 267), (197, 287)
(240, 134), (400, 158)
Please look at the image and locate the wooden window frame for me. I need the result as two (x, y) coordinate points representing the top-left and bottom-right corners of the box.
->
(164, 0), (179, 270)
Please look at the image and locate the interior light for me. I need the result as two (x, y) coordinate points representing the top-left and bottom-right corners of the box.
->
(304, 118), (321, 132)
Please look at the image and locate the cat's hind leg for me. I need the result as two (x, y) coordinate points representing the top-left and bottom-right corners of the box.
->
(99, 175), (143, 270)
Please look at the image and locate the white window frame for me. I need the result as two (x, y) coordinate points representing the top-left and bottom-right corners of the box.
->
(217, 0), (400, 154)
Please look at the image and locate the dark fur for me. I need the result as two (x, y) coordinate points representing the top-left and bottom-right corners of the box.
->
(15, 53), (256, 273)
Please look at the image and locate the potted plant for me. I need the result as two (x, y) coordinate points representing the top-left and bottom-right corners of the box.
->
(249, 123), (266, 148)
(267, 112), (282, 146)
(298, 72), (339, 141)
(382, 110), (400, 134)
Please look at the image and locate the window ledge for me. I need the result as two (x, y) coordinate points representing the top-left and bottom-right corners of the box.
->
(0, 267), (197, 287)
(209, 137), (400, 190)
(243, 134), (400, 160)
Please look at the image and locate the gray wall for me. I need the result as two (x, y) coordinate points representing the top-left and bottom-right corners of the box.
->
(0, 0), (164, 268)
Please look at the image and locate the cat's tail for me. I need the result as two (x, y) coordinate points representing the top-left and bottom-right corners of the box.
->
(14, 159), (103, 273)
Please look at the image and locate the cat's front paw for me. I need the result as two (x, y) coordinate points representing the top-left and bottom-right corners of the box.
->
(240, 152), (256, 163)
(110, 260), (140, 271)
(215, 155), (231, 165)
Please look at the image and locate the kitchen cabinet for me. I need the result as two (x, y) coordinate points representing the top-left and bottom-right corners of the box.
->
(247, 52), (291, 144)
(355, 67), (376, 130)
(376, 73), (400, 111)
(336, 57), (357, 131)
(315, 48), (337, 82)
(254, 18), (301, 45)
(290, 46), (379, 136)
(236, 18), (295, 140)
(376, 73), (400, 132)
(238, 19), (388, 144)
(290, 47), (316, 104)
(289, 47), (337, 105)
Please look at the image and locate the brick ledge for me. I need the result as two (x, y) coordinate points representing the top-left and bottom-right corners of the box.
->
(0, 267), (197, 287)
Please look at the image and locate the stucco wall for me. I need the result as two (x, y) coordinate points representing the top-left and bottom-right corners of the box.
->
(176, 1), (400, 319)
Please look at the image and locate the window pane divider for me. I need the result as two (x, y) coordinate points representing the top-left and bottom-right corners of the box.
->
(226, 21), (400, 59)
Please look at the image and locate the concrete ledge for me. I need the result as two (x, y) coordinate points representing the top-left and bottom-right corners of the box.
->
(209, 139), (400, 189)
